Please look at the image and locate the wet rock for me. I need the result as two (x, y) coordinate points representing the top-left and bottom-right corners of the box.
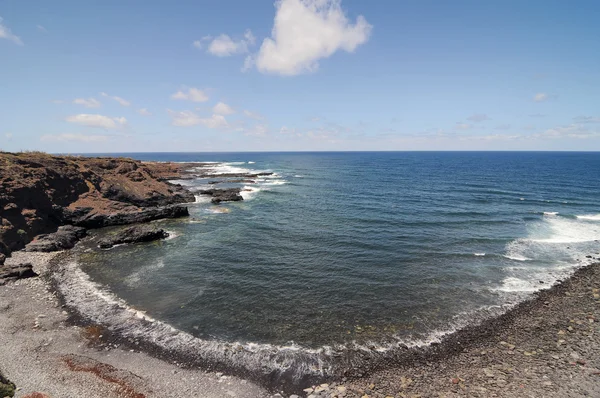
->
(198, 188), (244, 204)
(0, 253), (5, 265)
(0, 263), (38, 283)
(25, 225), (87, 252)
(98, 225), (169, 249)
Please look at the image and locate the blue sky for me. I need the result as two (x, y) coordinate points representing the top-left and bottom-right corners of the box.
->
(1, 0), (599, 152)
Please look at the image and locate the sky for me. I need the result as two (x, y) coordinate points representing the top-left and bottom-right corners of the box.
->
(1, 0), (600, 152)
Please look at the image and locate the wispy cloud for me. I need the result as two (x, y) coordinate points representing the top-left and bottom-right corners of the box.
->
(455, 123), (472, 130)
(137, 108), (152, 116)
(65, 114), (127, 129)
(170, 87), (209, 103)
(73, 97), (101, 108)
(168, 110), (228, 129)
(467, 114), (491, 122)
(254, 0), (372, 75)
(37, 24), (47, 32)
(0, 16), (23, 45)
(243, 110), (264, 120)
(573, 116), (600, 124)
(196, 30), (256, 57)
(40, 133), (109, 142)
(100, 92), (131, 107)
(213, 102), (235, 115)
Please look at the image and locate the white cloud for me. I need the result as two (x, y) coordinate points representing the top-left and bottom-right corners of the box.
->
(245, 124), (269, 137)
(201, 29), (256, 57)
(455, 123), (472, 130)
(65, 114), (127, 129)
(467, 114), (490, 122)
(0, 16), (23, 45)
(5, 133), (13, 140)
(539, 124), (598, 139)
(255, 0), (372, 75)
(168, 110), (228, 129)
(534, 93), (548, 102)
(73, 97), (101, 108)
(243, 110), (264, 120)
(170, 87), (209, 102)
(138, 108), (151, 116)
(100, 92), (131, 107)
(213, 102), (235, 115)
(40, 133), (109, 142)
(242, 55), (254, 72)
(37, 25), (47, 32)
(192, 35), (213, 50)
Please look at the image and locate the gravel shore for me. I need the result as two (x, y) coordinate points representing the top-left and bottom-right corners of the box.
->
(0, 251), (269, 398)
(307, 262), (600, 398)
(2, 251), (600, 397)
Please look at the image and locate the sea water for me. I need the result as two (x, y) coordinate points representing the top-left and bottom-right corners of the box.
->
(75, 152), (600, 349)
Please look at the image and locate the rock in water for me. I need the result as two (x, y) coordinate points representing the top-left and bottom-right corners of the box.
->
(0, 253), (5, 265)
(25, 225), (87, 252)
(98, 225), (170, 249)
(198, 188), (244, 203)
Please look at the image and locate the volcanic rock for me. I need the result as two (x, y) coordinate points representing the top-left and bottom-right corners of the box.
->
(25, 225), (87, 252)
(98, 225), (170, 249)
(198, 188), (244, 204)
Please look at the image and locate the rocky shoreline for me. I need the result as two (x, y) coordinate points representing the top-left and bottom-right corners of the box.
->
(1, 153), (600, 397)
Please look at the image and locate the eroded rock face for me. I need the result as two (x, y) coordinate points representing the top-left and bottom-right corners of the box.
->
(98, 225), (170, 249)
(25, 226), (87, 252)
(0, 153), (194, 255)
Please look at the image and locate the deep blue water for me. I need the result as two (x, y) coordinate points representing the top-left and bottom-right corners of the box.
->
(76, 152), (600, 348)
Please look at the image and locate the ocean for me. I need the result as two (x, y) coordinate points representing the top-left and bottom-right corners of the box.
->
(74, 152), (600, 352)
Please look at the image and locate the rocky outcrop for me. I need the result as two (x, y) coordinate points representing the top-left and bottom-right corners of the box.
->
(0, 371), (16, 397)
(0, 153), (194, 256)
(0, 263), (37, 285)
(69, 205), (188, 229)
(98, 225), (170, 249)
(198, 188), (244, 204)
(25, 225), (87, 252)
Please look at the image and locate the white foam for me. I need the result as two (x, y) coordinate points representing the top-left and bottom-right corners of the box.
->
(261, 180), (287, 186)
(543, 211), (558, 216)
(124, 259), (166, 288)
(248, 161), (255, 164)
(498, 214), (599, 294)
(474, 253), (485, 256)
(194, 195), (211, 204)
(503, 254), (531, 261)
(577, 214), (600, 221)
(240, 186), (261, 200)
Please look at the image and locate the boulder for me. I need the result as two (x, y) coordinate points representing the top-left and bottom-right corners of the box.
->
(0, 263), (38, 285)
(0, 253), (5, 266)
(98, 225), (169, 249)
(25, 225), (87, 252)
(198, 188), (244, 204)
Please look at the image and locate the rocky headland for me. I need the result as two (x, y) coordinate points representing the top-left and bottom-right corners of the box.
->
(0, 152), (195, 262)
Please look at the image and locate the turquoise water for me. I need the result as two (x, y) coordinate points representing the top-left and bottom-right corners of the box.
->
(77, 152), (600, 348)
